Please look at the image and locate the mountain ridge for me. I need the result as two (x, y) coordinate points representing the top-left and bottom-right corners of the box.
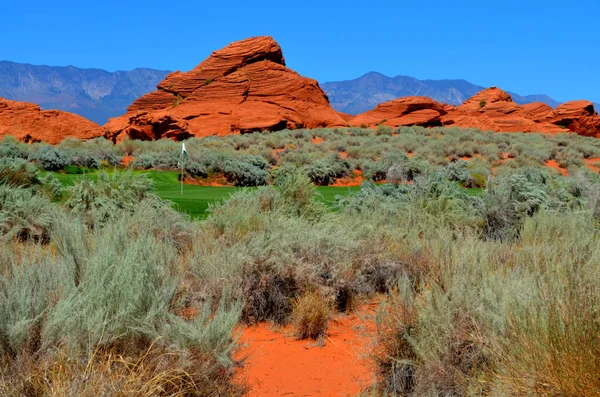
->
(320, 71), (575, 115)
(0, 61), (170, 124)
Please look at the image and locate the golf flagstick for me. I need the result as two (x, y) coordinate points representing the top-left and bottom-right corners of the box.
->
(181, 142), (187, 195)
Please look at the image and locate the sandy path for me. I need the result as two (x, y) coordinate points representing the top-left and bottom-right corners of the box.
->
(236, 306), (377, 396)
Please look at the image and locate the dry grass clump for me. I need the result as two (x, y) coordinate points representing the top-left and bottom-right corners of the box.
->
(1, 344), (244, 397)
(292, 290), (333, 340)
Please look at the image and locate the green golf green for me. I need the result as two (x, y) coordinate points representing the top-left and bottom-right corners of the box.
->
(44, 169), (362, 219)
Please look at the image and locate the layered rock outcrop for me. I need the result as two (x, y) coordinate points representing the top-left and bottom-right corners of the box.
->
(104, 36), (347, 141)
(437, 88), (564, 133)
(0, 97), (103, 144)
(349, 97), (449, 127)
(350, 87), (600, 136)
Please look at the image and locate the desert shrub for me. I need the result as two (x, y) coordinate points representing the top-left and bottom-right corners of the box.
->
(375, 125), (393, 136)
(466, 172), (488, 188)
(184, 159), (208, 178)
(34, 145), (68, 171)
(0, 185), (55, 242)
(480, 173), (549, 240)
(373, 277), (419, 395)
(270, 163), (298, 184)
(386, 154), (430, 184)
(65, 170), (155, 226)
(131, 152), (157, 169)
(292, 290), (332, 340)
(0, 136), (29, 159)
(445, 160), (470, 183)
(556, 147), (586, 168)
(0, 205), (242, 396)
(222, 159), (269, 187)
(0, 157), (39, 187)
(275, 170), (327, 219)
(361, 160), (387, 182)
(303, 160), (336, 185)
(371, 211), (600, 395)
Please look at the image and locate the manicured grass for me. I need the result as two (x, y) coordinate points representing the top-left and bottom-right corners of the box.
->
(45, 169), (362, 219)
(465, 187), (484, 196)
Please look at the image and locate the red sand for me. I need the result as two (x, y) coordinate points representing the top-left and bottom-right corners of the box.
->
(545, 159), (568, 176)
(332, 170), (364, 187)
(312, 137), (324, 144)
(585, 158), (600, 173)
(121, 155), (135, 166)
(235, 305), (377, 396)
(183, 173), (232, 186)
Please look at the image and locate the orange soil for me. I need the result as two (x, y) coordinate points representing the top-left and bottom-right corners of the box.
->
(332, 170), (364, 187)
(271, 147), (285, 160)
(121, 155), (134, 166)
(545, 159), (568, 176)
(338, 151), (348, 159)
(235, 305), (377, 397)
(459, 154), (482, 161)
(585, 158), (600, 173)
(406, 152), (413, 158)
(183, 173), (232, 186)
(312, 136), (324, 144)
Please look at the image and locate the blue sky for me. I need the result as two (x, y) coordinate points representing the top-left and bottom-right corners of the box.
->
(3, 0), (599, 102)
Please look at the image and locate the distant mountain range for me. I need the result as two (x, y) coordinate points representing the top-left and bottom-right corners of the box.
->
(0, 62), (597, 124)
(0, 61), (169, 124)
(321, 72), (573, 115)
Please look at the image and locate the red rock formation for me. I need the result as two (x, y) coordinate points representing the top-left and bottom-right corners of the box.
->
(349, 87), (600, 137)
(349, 96), (448, 127)
(336, 111), (356, 122)
(459, 87), (513, 112)
(350, 86), (600, 136)
(440, 88), (564, 133)
(0, 97), (103, 144)
(551, 100), (600, 136)
(105, 36), (347, 141)
(522, 102), (555, 122)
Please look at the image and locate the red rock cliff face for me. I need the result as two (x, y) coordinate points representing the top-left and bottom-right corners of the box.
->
(350, 87), (600, 136)
(104, 36), (347, 141)
(0, 97), (103, 144)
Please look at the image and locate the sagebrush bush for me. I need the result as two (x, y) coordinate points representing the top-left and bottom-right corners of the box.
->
(34, 145), (68, 171)
(0, 157), (39, 187)
(0, 185), (55, 242)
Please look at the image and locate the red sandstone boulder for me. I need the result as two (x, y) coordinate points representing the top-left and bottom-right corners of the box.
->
(0, 97), (103, 144)
(105, 36), (347, 141)
(349, 96), (448, 127)
(550, 101), (600, 136)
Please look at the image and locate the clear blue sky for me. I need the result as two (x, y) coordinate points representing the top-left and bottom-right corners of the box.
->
(3, 0), (599, 102)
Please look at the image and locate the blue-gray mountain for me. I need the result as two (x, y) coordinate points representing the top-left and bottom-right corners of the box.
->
(0, 61), (170, 124)
(320, 72), (597, 115)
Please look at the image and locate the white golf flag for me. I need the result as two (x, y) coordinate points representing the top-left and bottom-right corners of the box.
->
(182, 142), (188, 155)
